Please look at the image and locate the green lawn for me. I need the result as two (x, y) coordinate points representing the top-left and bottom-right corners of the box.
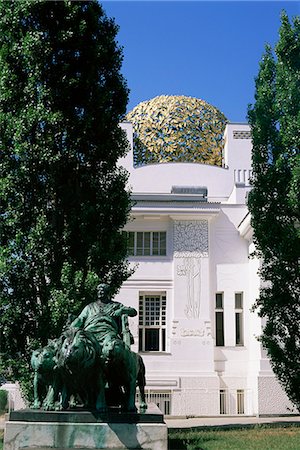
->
(0, 430), (3, 450)
(168, 425), (300, 450)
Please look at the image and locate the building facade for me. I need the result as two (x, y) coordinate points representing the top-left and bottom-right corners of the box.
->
(115, 121), (297, 417)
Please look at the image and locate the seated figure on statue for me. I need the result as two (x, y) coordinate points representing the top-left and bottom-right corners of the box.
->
(70, 283), (142, 411)
(31, 283), (146, 412)
(70, 283), (137, 349)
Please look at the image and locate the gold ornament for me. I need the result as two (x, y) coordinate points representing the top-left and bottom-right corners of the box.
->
(126, 95), (228, 167)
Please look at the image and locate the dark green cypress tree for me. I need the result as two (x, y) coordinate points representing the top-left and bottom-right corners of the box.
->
(248, 12), (300, 409)
(0, 0), (131, 398)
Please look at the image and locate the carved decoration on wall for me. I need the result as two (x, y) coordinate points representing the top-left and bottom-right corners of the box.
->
(174, 220), (208, 319)
(180, 322), (212, 338)
(174, 220), (208, 258)
(172, 320), (212, 338)
(184, 258), (201, 319)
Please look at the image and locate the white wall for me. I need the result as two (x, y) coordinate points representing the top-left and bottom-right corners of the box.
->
(119, 123), (252, 204)
(115, 120), (295, 416)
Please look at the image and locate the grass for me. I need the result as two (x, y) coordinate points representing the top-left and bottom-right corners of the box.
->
(168, 425), (300, 450)
(0, 430), (3, 450)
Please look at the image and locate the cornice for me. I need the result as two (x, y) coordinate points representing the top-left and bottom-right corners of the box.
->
(132, 193), (209, 202)
(131, 194), (221, 216)
(131, 205), (221, 217)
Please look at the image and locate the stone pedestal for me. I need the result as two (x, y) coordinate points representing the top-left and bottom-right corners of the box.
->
(4, 404), (167, 450)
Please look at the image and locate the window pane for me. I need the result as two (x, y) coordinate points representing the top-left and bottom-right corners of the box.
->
(152, 232), (159, 255)
(144, 232), (151, 255)
(216, 311), (224, 346)
(235, 293), (243, 309)
(136, 232), (143, 255)
(235, 312), (243, 345)
(145, 328), (160, 351)
(220, 390), (227, 415)
(216, 293), (223, 309)
(162, 328), (166, 352)
(159, 232), (167, 255)
(237, 390), (245, 414)
(138, 328), (143, 352)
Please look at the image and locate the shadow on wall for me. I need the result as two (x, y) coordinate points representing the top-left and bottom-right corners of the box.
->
(211, 210), (249, 265)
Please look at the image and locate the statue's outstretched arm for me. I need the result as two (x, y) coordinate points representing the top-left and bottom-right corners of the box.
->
(113, 305), (137, 318)
(124, 306), (137, 317)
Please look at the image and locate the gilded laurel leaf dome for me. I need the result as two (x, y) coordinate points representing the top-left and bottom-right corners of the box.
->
(126, 95), (228, 167)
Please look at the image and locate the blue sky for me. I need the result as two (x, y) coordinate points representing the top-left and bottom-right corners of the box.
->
(102, 1), (300, 123)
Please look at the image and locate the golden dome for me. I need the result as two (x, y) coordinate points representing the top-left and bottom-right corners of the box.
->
(126, 95), (227, 167)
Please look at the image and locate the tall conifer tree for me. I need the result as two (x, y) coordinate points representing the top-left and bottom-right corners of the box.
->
(0, 0), (131, 396)
(248, 12), (300, 408)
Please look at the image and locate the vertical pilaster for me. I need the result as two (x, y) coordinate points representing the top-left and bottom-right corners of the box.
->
(171, 219), (213, 372)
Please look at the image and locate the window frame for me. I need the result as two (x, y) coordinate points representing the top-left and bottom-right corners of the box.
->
(123, 231), (167, 257)
(139, 293), (167, 352)
(235, 292), (244, 346)
(215, 292), (224, 347)
(237, 389), (245, 414)
(220, 389), (227, 415)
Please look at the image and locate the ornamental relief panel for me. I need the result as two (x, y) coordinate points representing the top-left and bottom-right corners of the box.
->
(173, 220), (208, 258)
(180, 257), (201, 319)
(171, 319), (212, 338)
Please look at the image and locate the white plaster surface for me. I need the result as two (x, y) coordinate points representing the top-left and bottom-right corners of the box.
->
(258, 376), (298, 416)
(113, 122), (296, 417)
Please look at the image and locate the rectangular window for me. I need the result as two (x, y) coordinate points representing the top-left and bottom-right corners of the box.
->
(139, 293), (166, 352)
(235, 293), (243, 346)
(216, 293), (223, 309)
(220, 389), (227, 415)
(237, 389), (245, 414)
(215, 293), (224, 346)
(123, 231), (167, 256)
(136, 232), (144, 256)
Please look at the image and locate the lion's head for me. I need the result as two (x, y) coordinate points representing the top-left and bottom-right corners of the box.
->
(59, 329), (99, 371)
(102, 338), (125, 362)
(31, 341), (57, 373)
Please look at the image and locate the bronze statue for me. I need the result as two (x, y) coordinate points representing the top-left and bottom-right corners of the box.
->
(31, 284), (147, 413)
(56, 328), (107, 412)
(70, 283), (137, 347)
(31, 340), (58, 410)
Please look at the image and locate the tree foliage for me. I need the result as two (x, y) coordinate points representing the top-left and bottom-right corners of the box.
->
(248, 12), (300, 409)
(0, 0), (131, 399)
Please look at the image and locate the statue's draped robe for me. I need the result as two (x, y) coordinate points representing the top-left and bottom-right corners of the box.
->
(71, 301), (123, 344)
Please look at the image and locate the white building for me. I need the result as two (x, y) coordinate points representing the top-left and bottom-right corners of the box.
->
(115, 120), (297, 417)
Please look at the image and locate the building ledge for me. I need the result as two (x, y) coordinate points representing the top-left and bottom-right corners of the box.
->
(132, 193), (211, 203)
